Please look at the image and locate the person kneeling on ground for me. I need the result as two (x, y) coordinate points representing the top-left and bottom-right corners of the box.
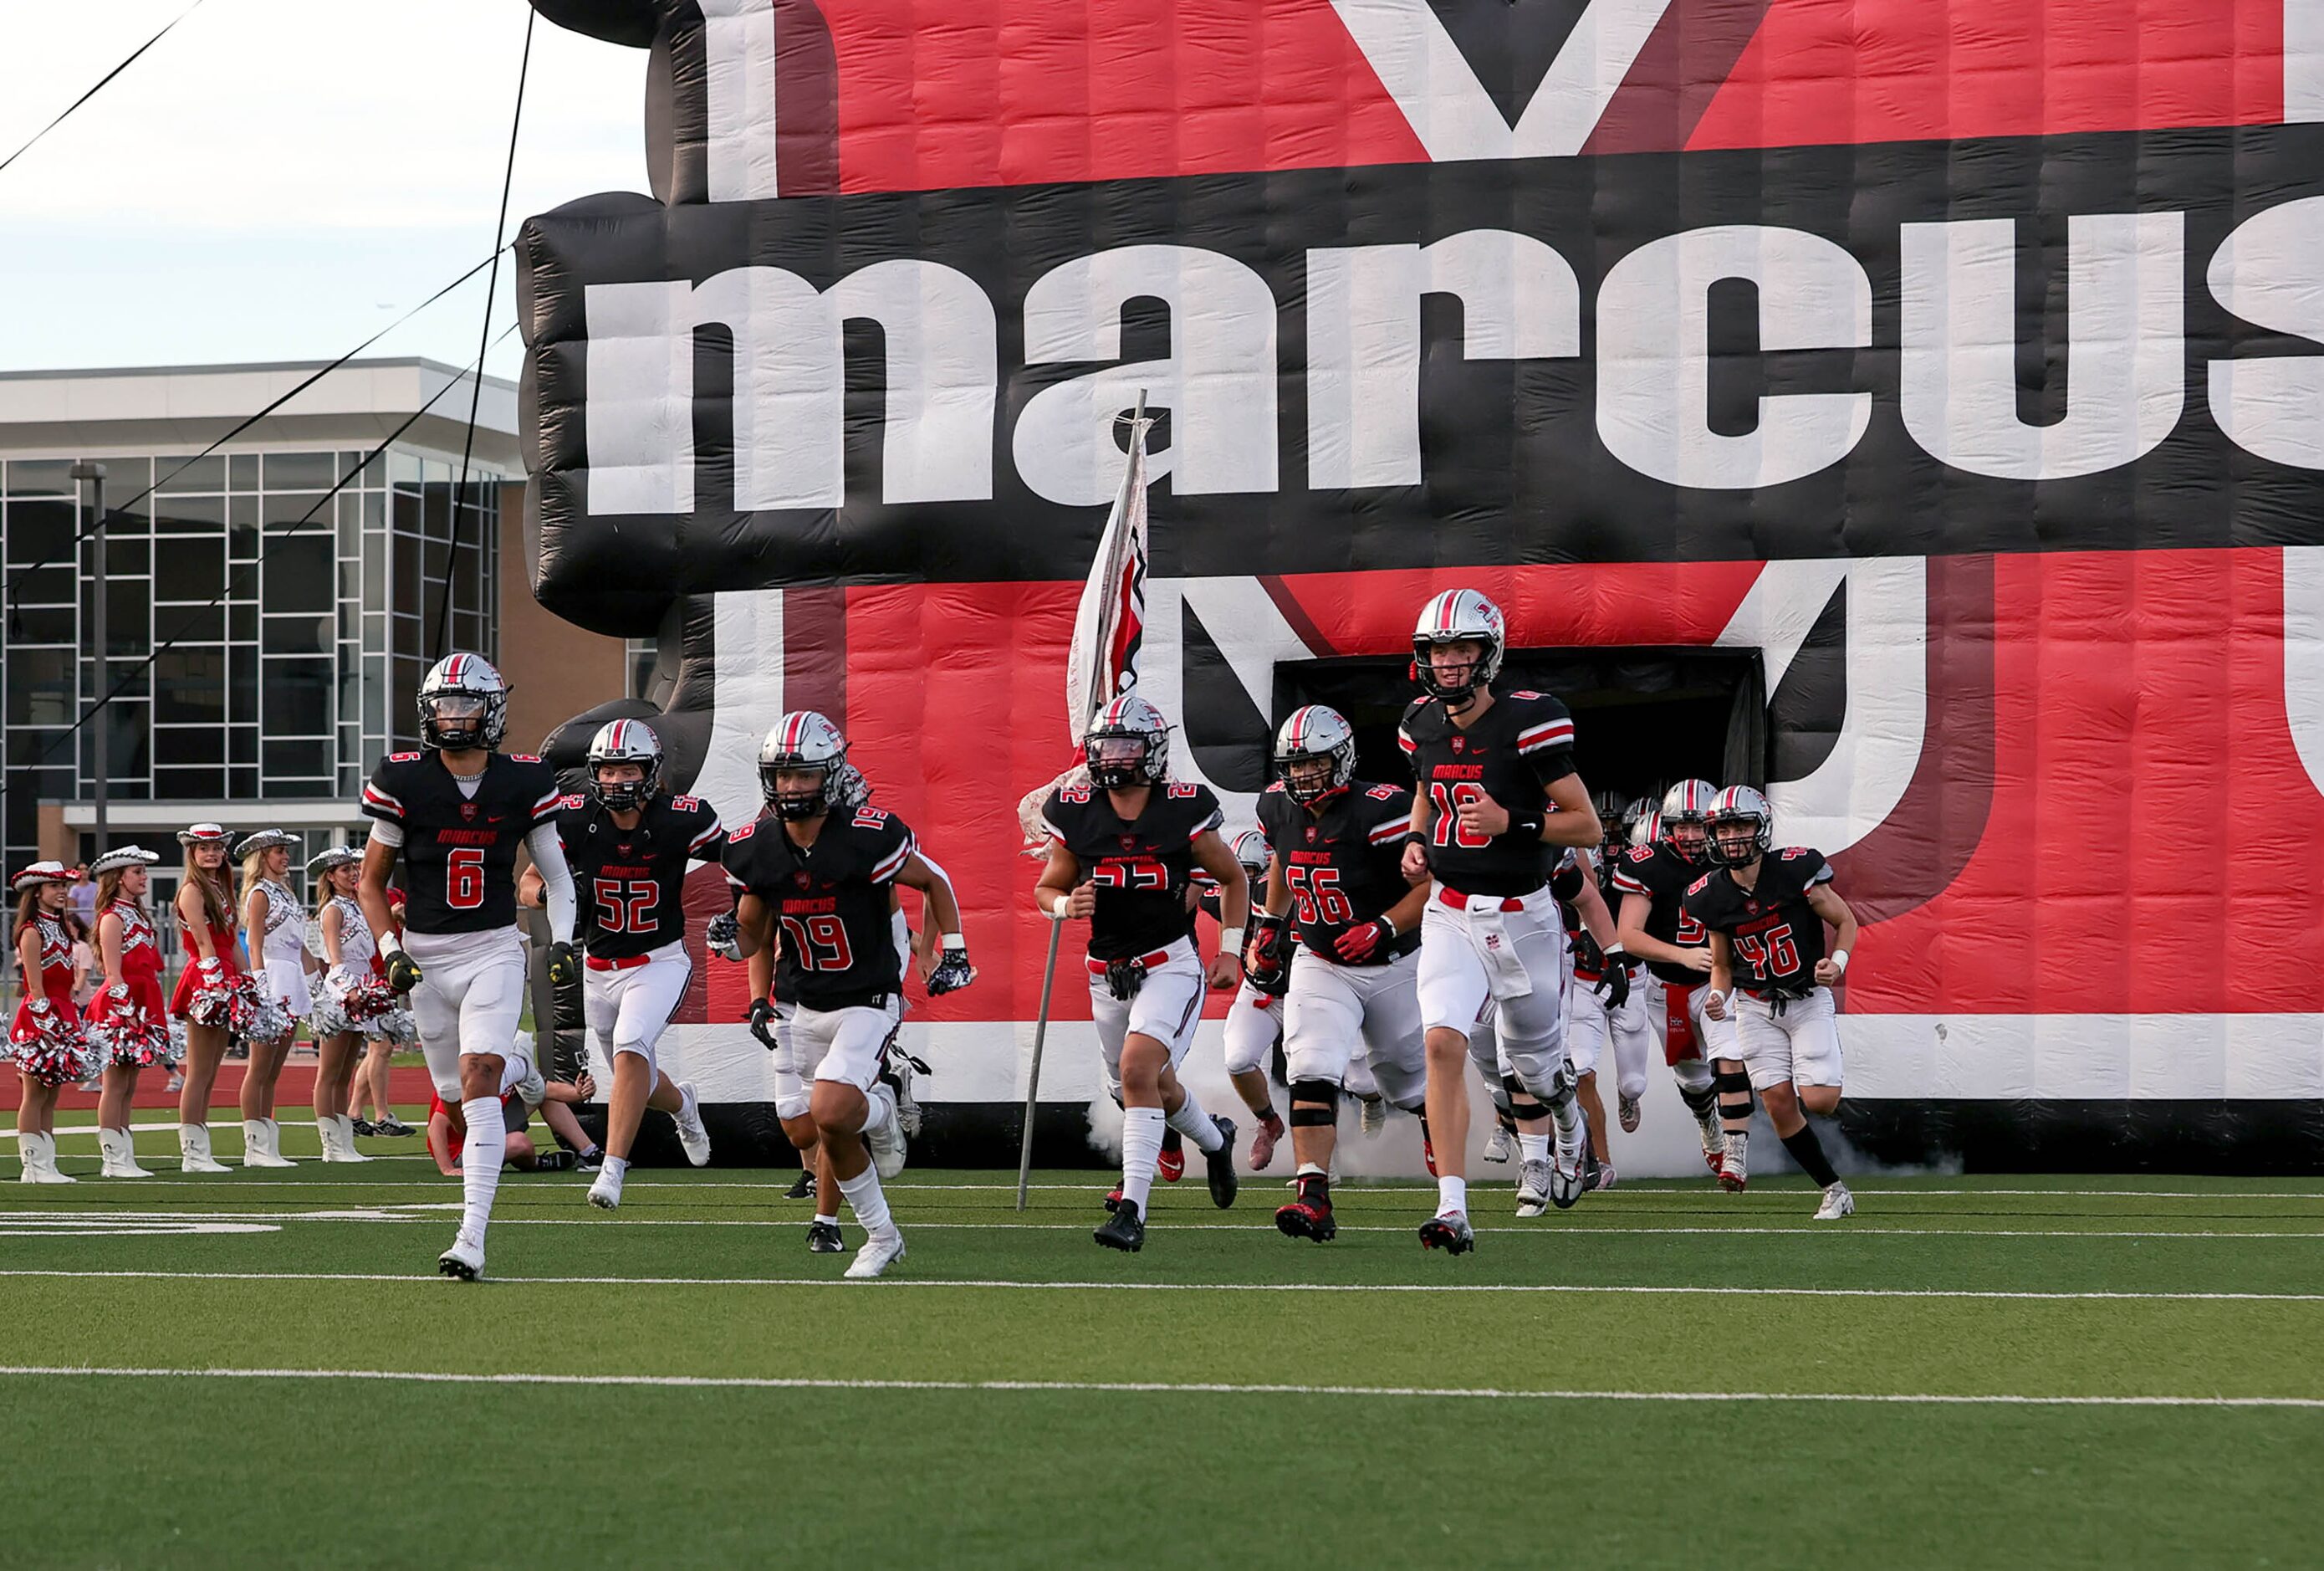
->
(428, 1071), (597, 1174)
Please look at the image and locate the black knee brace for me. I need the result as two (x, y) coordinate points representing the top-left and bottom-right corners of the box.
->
(1288, 1081), (1339, 1127)
(1501, 1073), (1547, 1123)
(1715, 1068), (1754, 1120)
(1677, 1079), (1718, 1117)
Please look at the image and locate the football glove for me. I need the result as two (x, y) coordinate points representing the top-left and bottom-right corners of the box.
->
(1594, 949), (1632, 1011)
(1333, 919), (1392, 965)
(544, 940), (580, 988)
(927, 944), (976, 996)
(383, 950), (423, 994)
(1244, 913), (1292, 990)
(747, 997), (779, 1052)
(704, 911), (742, 962)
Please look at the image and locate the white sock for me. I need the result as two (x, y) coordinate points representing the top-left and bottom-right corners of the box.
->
(1437, 1175), (1467, 1216)
(602, 1154), (630, 1181)
(836, 1164), (894, 1236)
(1550, 1093), (1582, 1139)
(677, 1083), (699, 1123)
(865, 1083), (899, 1138)
(457, 1098), (505, 1242)
(814, 1212), (839, 1228)
(1517, 1132), (1550, 1163)
(1166, 1093), (1223, 1153)
(1296, 1161), (1326, 1178)
(1121, 1106), (1165, 1214)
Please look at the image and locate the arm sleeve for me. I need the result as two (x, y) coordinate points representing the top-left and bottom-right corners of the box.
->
(368, 820), (405, 849)
(524, 823), (577, 944)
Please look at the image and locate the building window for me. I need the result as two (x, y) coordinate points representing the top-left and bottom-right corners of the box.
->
(627, 637), (658, 700)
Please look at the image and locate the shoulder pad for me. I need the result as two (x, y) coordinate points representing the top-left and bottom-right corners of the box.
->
(558, 793), (587, 811)
(1166, 781), (1200, 800)
(1366, 782), (1401, 801)
(386, 751), (421, 764)
(1623, 846), (1653, 865)
(1780, 847), (1817, 862)
(1508, 689), (1543, 700)
(727, 821), (758, 843)
(671, 794), (704, 813)
(509, 754), (544, 765)
(1262, 780), (1285, 795)
(1687, 873), (1712, 896)
(852, 807), (892, 828)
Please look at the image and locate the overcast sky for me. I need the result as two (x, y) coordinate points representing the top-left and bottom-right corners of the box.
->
(0, 0), (646, 381)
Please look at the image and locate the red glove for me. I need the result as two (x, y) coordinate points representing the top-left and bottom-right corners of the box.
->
(1334, 920), (1392, 964)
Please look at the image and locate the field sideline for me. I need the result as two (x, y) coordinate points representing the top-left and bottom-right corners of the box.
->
(2, 1113), (2316, 1568)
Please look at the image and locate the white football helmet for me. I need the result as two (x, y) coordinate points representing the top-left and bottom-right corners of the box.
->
(586, 718), (664, 811)
(418, 652), (508, 751)
(1706, 785), (1775, 867)
(1659, 779), (1719, 866)
(1228, 828), (1269, 877)
(1085, 693), (1172, 789)
(1274, 704), (1356, 804)
(758, 711), (868, 820)
(1412, 588), (1506, 708)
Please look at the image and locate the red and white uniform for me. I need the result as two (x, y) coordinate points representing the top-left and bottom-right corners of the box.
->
(168, 914), (242, 1021)
(10, 914), (75, 1039)
(84, 900), (170, 1064)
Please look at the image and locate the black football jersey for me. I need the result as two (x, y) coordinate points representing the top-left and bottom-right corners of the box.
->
(1399, 688), (1580, 898)
(362, 750), (562, 935)
(1551, 848), (1608, 980)
(555, 791), (727, 960)
(1609, 842), (1717, 986)
(722, 806), (916, 1011)
(1683, 848), (1836, 996)
(1044, 781), (1223, 961)
(1256, 778), (1420, 966)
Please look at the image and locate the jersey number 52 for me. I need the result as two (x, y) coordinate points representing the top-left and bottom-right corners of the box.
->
(592, 878), (659, 934)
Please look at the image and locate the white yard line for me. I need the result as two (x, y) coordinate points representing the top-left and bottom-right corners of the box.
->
(0, 1267), (2318, 1302)
(3, 1364), (2317, 1409)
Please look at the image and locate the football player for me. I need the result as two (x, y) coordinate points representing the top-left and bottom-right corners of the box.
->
(1034, 693), (1246, 1252)
(1261, 705), (1432, 1243)
(1400, 590), (1603, 1252)
(1611, 780), (1737, 1180)
(723, 712), (973, 1280)
(360, 653), (578, 1281)
(1210, 828), (1288, 1171)
(1688, 787), (1861, 1215)
(1550, 846), (1632, 1196)
(1601, 799), (1656, 1133)
(522, 719), (723, 1211)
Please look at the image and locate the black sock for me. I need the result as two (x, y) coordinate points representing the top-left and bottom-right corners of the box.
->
(1300, 1170), (1330, 1202)
(1781, 1124), (1841, 1187)
(1259, 1103), (1282, 1128)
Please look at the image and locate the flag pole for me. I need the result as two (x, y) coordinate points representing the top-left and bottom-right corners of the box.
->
(1018, 390), (1150, 1212)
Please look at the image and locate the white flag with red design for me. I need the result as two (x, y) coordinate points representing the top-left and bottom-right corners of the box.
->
(1064, 409), (1152, 747)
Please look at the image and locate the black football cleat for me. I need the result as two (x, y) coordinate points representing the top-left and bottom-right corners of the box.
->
(785, 1170), (817, 1201)
(806, 1220), (847, 1254)
(1094, 1198), (1146, 1252)
(1203, 1117), (1239, 1209)
(1274, 1195), (1336, 1243)
(1417, 1211), (1476, 1254)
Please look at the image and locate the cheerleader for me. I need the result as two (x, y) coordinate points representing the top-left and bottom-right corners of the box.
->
(235, 829), (314, 1168)
(171, 823), (243, 1173)
(10, 862), (94, 1183)
(347, 885), (416, 1137)
(84, 846), (171, 1178)
(307, 845), (378, 1163)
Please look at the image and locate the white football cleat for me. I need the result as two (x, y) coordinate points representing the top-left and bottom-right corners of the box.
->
(1358, 1094), (1387, 1139)
(586, 1169), (623, 1210)
(437, 1231), (486, 1282)
(844, 1229), (907, 1279)
(1694, 1110), (1726, 1174)
(1514, 1157), (1551, 1217)
(1814, 1181), (1855, 1220)
(1718, 1131), (1749, 1192)
(1480, 1123), (1516, 1164)
(863, 1087), (907, 1180)
(673, 1081), (713, 1167)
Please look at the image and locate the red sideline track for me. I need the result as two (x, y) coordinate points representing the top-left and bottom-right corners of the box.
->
(2, 1064), (441, 1115)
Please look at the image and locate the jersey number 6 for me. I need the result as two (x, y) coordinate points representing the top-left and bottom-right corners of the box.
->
(446, 847), (486, 909)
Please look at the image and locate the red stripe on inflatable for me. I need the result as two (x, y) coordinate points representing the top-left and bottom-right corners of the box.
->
(1688, 0), (2285, 152)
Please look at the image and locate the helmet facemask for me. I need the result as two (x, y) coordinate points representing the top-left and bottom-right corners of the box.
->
(420, 690), (502, 752)
(1662, 813), (1710, 866)
(1412, 635), (1499, 711)
(590, 760), (658, 813)
(1085, 729), (1160, 791)
(1707, 808), (1774, 867)
(763, 760), (835, 821)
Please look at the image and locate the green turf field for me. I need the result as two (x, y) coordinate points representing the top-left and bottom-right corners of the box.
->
(1, 1113), (2316, 1568)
